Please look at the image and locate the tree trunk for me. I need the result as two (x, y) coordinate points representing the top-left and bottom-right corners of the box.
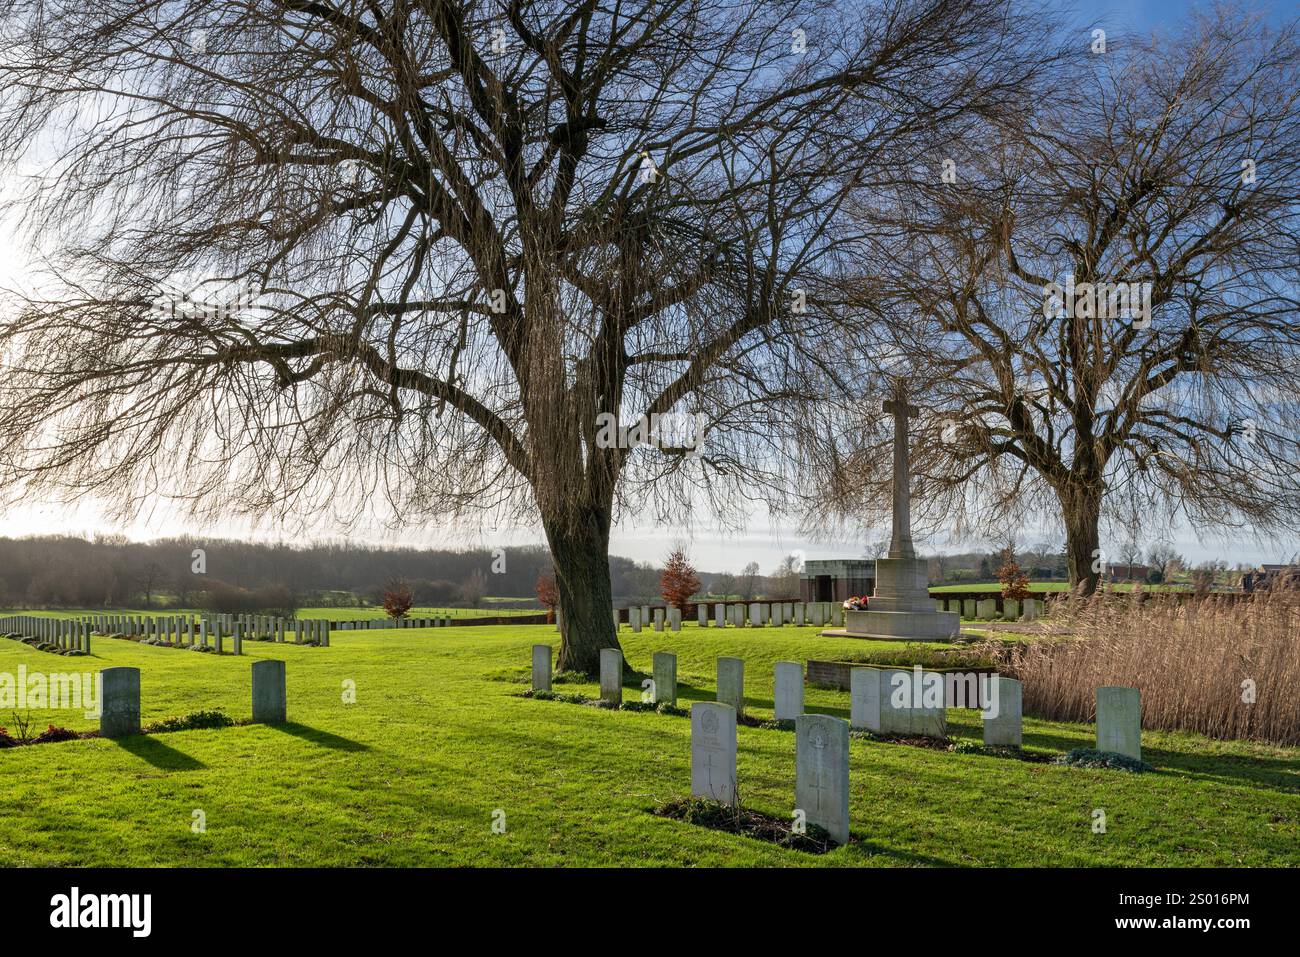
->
(544, 506), (621, 675)
(1059, 484), (1103, 595)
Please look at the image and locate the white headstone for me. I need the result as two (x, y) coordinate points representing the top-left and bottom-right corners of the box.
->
(251, 659), (287, 724)
(691, 702), (737, 804)
(532, 644), (552, 692)
(716, 657), (744, 715)
(652, 651), (677, 706)
(849, 667), (881, 731)
(878, 667), (946, 738)
(100, 667), (140, 739)
(983, 677), (1023, 746)
(795, 714), (850, 845)
(599, 648), (623, 706)
(773, 661), (804, 721)
(1096, 686), (1141, 760)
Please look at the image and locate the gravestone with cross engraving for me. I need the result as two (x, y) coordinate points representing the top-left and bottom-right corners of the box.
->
(691, 702), (737, 804)
(795, 713), (849, 844)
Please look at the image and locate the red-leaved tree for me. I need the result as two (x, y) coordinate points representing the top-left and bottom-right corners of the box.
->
(536, 570), (559, 624)
(382, 580), (414, 619)
(997, 554), (1031, 602)
(661, 548), (701, 612)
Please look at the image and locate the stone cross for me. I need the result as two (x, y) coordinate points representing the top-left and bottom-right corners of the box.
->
(882, 387), (920, 560)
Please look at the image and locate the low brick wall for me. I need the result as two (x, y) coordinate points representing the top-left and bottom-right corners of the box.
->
(806, 659), (997, 696)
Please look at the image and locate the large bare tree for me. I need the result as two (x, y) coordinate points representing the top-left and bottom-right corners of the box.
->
(0, 0), (1049, 670)
(827, 8), (1300, 593)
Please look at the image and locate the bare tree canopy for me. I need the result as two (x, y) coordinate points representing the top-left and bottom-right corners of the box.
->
(0, 0), (1053, 670)
(826, 7), (1300, 593)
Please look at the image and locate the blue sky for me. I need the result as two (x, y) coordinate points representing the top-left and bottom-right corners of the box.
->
(0, 0), (1294, 574)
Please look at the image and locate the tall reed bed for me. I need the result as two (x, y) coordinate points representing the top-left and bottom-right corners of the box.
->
(989, 589), (1300, 746)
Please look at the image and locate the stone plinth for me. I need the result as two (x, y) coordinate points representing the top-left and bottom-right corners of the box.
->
(840, 557), (959, 642)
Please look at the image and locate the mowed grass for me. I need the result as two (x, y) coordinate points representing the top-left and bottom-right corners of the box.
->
(0, 622), (1296, 867)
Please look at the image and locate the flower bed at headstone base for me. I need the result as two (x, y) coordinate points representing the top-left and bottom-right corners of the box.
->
(0, 710), (241, 749)
(2, 633), (88, 657)
(653, 797), (846, 854)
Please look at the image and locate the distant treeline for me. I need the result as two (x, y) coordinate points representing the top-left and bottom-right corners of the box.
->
(0, 534), (701, 609)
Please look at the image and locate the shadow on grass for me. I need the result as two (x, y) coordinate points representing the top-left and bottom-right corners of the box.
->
(114, 735), (206, 771)
(264, 722), (369, 752)
(1008, 727), (1299, 793)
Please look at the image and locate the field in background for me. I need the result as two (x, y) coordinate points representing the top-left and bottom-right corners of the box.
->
(0, 621), (1294, 866)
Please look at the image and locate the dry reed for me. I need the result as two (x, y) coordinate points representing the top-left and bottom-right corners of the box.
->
(986, 588), (1300, 747)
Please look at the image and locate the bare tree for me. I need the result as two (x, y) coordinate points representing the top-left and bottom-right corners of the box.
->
(459, 568), (488, 608)
(137, 561), (163, 609)
(767, 554), (801, 599)
(0, 0), (1053, 670)
(828, 9), (1300, 594)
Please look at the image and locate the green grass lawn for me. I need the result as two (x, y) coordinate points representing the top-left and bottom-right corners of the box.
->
(0, 622), (1295, 866)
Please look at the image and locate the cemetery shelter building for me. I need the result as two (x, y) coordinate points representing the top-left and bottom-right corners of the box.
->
(799, 559), (875, 604)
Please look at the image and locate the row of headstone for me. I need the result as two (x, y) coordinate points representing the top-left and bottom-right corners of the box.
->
(617, 602), (844, 631)
(943, 597), (1046, 620)
(692, 702), (850, 844)
(0, 613), (342, 655)
(527, 647), (1143, 845)
(1, 615), (93, 653)
(99, 662), (288, 738)
(338, 617), (452, 629)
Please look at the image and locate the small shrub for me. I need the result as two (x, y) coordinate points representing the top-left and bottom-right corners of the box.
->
(1056, 748), (1154, 773)
(144, 710), (235, 734)
(951, 741), (1055, 763)
(32, 725), (79, 743)
(654, 797), (840, 853)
